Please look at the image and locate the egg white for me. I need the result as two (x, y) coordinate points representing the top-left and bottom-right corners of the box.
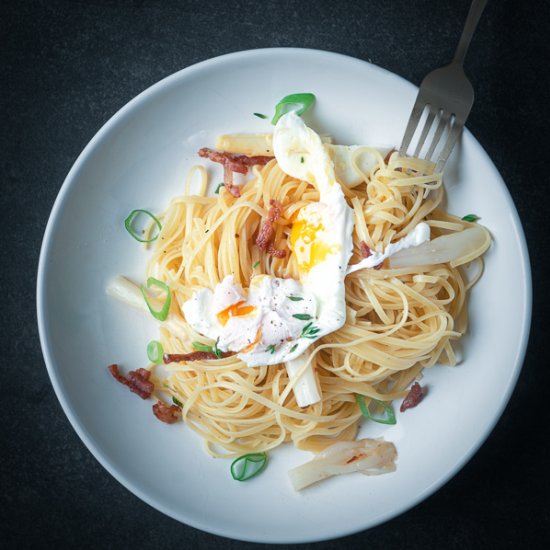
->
(183, 112), (354, 367)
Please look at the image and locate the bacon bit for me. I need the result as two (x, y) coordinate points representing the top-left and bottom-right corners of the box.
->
(360, 241), (371, 258)
(108, 364), (154, 399)
(108, 364), (128, 385)
(163, 351), (234, 363)
(268, 244), (287, 258)
(384, 148), (397, 165)
(255, 199), (287, 258)
(152, 400), (181, 424)
(400, 382), (424, 412)
(359, 241), (382, 270)
(223, 165), (240, 197)
(199, 148), (272, 197)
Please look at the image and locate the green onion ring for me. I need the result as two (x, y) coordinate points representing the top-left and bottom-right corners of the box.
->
(355, 394), (397, 425)
(230, 452), (268, 481)
(172, 396), (183, 408)
(271, 93), (316, 125)
(146, 340), (164, 364)
(140, 277), (172, 321)
(124, 209), (162, 242)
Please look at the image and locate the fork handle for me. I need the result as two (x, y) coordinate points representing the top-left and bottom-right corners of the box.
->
(452, 0), (488, 66)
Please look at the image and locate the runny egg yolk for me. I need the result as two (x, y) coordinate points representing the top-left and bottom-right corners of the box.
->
(290, 218), (340, 273)
(217, 301), (256, 326)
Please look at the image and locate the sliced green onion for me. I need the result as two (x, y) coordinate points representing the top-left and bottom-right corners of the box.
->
(253, 112), (267, 119)
(172, 396), (183, 408)
(192, 340), (222, 357)
(230, 452), (268, 481)
(215, 182), (224, 194)
(124, 209), (162, 243)
(253, 261), (260, 268)
(146, 340), (164, 364)
(140, 277), (171, 321)
(355, 394), (396, 425)
(293, 313), (313, 321)
(271, 93), (316, 125)
(266, 345), (275, 354)
(192, 341), (214, 353)
(289, 343), (298, 353)
(288, 296), (303, 302)
(462, 214), (480, 222)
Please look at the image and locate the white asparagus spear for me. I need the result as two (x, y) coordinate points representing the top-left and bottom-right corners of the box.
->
(288, 438), (397, 491)
(215, 133), (388, 188)
(106, 276), (186, 335)
(284, 355), (322, 408)
(215, 132), (331, 156)
(390, 225), (491, 268)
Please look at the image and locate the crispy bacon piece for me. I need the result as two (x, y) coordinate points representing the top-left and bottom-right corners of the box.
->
(384, 148), (397, 165)
(199, 148), (272, 197)
(163, 351), (234, 363)
(400, 382), (424, 412)
(256, 199), (287, 258)
(152, 400), (181, 424)
(198, 148), (272, 172)
(223, 165), (241, 197)
(359, 241), (382, 270)
(360, 241), (371, 258)
(108, 364), (154, 399)
(268, 244), (287, 258)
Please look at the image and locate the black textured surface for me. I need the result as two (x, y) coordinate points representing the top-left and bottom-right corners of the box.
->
(2, 0), (549, 548)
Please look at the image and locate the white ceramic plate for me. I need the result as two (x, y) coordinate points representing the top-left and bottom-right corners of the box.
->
(37, 48), (531, 543)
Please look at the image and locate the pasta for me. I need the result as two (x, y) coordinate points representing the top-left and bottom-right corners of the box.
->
(139, 147), (490, 459)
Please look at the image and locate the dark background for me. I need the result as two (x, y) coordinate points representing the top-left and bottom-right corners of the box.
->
(2, 0), (548, 548)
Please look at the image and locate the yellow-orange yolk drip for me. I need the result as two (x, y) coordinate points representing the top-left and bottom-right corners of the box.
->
(290, 218), (340, 272)
(239, 329), (263, 353)
(217, 301), (256, 326)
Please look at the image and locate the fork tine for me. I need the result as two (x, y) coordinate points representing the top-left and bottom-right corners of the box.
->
(413, 107), (436, 158)
(434, 120), (463, 173)
(424, 112), (451, 161)
(399, 100), (426, 156)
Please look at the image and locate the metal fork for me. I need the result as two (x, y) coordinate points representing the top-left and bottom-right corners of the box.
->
(399, 0), (488, 173)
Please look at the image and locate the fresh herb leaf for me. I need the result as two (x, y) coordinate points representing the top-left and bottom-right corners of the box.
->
(230, 452), (268, 481)
(124, 209), (162, 243)
(172, 396), (183, 408)
(271, 93), (316, 125)
(214, 338), (222, 358)
(462, 214), (480, 223)
(146, 340), (164, 364)
(192, 341), (214, 353)
(288, 296), (303, 302)
(300, 322), (320, 339)
(293, 313), (313, 321)
(300, 156), (304, 163)
(253, 261), (260, 268)
(355, 394), (396, 425)
(253, 112), (267, 119)
(215, 182), (224, 194)
(266, 345), (276, 354)
(140, 277), (171, 321)
(289, 343), (298, 353)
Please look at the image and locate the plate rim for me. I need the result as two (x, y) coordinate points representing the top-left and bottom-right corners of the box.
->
(36, 47), (532, 543)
